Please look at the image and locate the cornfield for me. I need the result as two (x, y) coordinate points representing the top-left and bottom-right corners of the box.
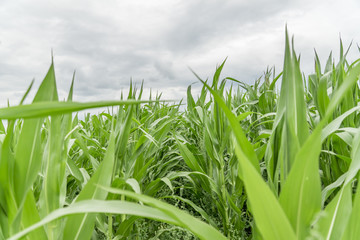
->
(1, 30), (360, 240)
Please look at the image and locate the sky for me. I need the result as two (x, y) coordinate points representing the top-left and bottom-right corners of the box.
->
(1, 0), (360, 108)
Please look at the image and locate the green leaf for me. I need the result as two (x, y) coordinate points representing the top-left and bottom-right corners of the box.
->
(320, 129), (360, 240)
(233, 141), (296, 239)
(200, 81), (260, 174)
(321, 106), (360, 142)
(279, 126), (322, 239)
(202, 77), (294, 239)
(317, 75), (330, 118)
(341, 175), (360, 239)
(100, 188), (228, 240)
(63, 131), (116, 239)
(278, 30), (309, 179)
(279, 32), (360, 240)
(317, 184), (352, 240)
(8, 200), (176, 240)
(11, 62), (58, 237)
(0, 100), (159, 120)
(176, 139), (205, 173)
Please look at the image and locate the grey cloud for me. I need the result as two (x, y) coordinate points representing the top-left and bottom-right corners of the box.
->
(1, 0), (360, 105)
(163, 0), (292, 53)
(153, 59), (175, 80)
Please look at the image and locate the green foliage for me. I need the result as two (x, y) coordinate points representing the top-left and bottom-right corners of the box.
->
(1, 29), (360, 240)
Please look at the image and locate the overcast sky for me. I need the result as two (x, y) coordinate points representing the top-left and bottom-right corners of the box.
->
(1, 0), (360, 107)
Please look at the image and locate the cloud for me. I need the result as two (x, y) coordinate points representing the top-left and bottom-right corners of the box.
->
(163, 0), (291, 52)
(0, 0), (360, 108)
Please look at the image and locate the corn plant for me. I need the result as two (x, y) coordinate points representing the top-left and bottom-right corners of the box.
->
(0, 62), (226, 240)
(1, 29), (360, 240)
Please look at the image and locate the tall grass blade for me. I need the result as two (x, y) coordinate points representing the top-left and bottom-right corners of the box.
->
(267, 29), (309, 188)
(0, 100), (159, 120)
(199, 82), (260, 174)
(10, 62), (58, 237)
(63, 130), (116, 239)
(100, 188), (228, 240)
(202, 81), (295, 239)
(341, 175), (360, 239)
(277, 30), (360, 240)
(9, 200), (176, 240)
(279, 126), (322, 239)
(315, 130), (360, 239)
